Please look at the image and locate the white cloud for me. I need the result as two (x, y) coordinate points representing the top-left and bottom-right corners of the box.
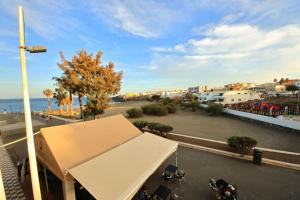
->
(147, 24), (300, 85)
(151, 44), (186, 53)
(85, 0), (181, 38)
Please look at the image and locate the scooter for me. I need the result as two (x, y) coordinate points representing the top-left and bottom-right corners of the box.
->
(209, 178), (237, 200)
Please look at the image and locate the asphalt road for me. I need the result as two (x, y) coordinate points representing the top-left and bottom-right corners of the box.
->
(145, 147), (300, 200)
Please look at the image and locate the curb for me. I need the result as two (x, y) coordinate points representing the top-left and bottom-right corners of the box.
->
(47, 115), (82, 123)
(177, 141), (300, 171)
(169, 132), (300, 155)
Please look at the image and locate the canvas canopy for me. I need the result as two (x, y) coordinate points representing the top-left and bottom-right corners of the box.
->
(35, 114), (141, 180)
(69, 133), (178, 200)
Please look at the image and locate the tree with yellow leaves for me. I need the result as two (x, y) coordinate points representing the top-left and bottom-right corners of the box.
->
(54, 50), (122, 119)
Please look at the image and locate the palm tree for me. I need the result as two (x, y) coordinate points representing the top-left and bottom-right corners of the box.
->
(53, 87), (68, 115)
(43, 89), (53, 114)
(63, 97), (72, 114)
(279, 78), (285, 84)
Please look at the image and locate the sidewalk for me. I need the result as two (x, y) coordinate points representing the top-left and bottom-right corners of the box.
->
(0, 138), (26, 199)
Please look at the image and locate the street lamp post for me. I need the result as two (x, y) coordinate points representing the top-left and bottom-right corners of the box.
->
(18, 6), (46, 200)
(297, 84), (300, 114)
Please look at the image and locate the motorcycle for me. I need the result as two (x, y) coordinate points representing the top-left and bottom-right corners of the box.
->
(209, 178), (237, 200)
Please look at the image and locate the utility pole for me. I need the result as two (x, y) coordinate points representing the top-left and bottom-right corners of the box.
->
(18, 6), (42, 199)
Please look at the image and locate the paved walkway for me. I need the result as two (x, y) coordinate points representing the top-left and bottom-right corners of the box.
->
(0, 138), (25, 199)
(47, 114), (81, 123)
(145, 146), (300, 200)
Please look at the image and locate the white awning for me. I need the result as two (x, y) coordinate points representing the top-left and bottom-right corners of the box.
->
(69, 133), (178, 200)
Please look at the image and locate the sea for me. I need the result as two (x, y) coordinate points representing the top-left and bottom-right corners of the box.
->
(0, 98), (87, 113)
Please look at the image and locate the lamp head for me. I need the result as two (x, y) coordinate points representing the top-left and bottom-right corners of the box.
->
(26, 46), (47, 53)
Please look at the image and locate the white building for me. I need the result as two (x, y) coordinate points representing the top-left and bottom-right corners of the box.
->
(199, 90), (262, 105)
(161, 91), (185, 98)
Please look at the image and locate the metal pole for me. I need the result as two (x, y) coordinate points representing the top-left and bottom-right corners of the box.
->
(0, 162), (7, 200)
(43, 166), (49, 192)
(18, 6), (42, 199)
(297, 88), (300, 114)
(175, 150), (178, 167)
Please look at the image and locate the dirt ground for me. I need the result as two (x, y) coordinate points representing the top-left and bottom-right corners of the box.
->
(2, 100), (300, 156)
(99, 101), (300, 153)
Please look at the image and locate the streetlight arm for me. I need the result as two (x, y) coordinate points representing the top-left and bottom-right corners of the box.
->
(19, 46), (47, 53)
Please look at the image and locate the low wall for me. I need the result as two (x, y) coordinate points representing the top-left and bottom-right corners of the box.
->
(223, 108), (300, 131)
(199, 104), (300, 131)
(167, 133), (300, 164)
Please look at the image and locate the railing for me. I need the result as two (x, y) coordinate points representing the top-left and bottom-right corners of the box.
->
(199, 104), (300, 131)
(223, 108), (300, 131)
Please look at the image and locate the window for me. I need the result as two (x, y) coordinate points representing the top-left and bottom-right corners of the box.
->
(238, 99), (241, 101)
(244, 93), (248, 94)
(231, 99), (234, 102)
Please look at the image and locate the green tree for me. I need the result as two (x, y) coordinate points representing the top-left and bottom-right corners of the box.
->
(279, 78), (285, 84)
(43, 89), (53, 114)
(286, 85), (299, 96)
(151, 94), (161, 102)
(184, 92), (198, 102)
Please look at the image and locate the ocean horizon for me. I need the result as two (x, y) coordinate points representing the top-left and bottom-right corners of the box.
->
(0, 98), (88, 113)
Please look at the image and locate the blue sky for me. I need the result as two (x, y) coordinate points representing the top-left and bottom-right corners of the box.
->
(1, 0), (300, 98)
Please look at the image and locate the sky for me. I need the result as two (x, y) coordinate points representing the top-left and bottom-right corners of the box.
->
(0, 0), (300, 98)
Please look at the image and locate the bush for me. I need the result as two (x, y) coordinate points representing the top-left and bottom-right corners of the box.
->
(162, 97), (172, 105)
(141, 104), (168, 116)
(172, 96), (183, 105)
(151, 94), (161, 102)
(227, 136), (257, 153)
(148, 122), (173, 137)
(182, 101), (199, 111)
(165, 104), (177, 113)
(132, 120), (149, 131)
(126, 108), (143, 118)
(205, 103), (223, 115)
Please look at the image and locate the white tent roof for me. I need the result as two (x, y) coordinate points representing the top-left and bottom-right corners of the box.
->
(35, 115), (141, 179)
(69, 133), (178, 200)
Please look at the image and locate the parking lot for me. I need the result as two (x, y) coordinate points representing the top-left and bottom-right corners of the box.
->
(145, 146), (300, 200)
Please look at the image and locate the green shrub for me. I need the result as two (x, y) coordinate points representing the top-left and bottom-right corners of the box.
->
(126, 108), (143, 118)
(132, 120), (149, 131)
(165, 104), (177, 113)
(162, 97), (172, 105)
(227, 136), (257, 153)
(151, 94), (161, 102)
(141, 104), (168, 116)
(182, 101), (199, 111)
(148, 122), (173, 137)
(205, 103), (223, 115)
